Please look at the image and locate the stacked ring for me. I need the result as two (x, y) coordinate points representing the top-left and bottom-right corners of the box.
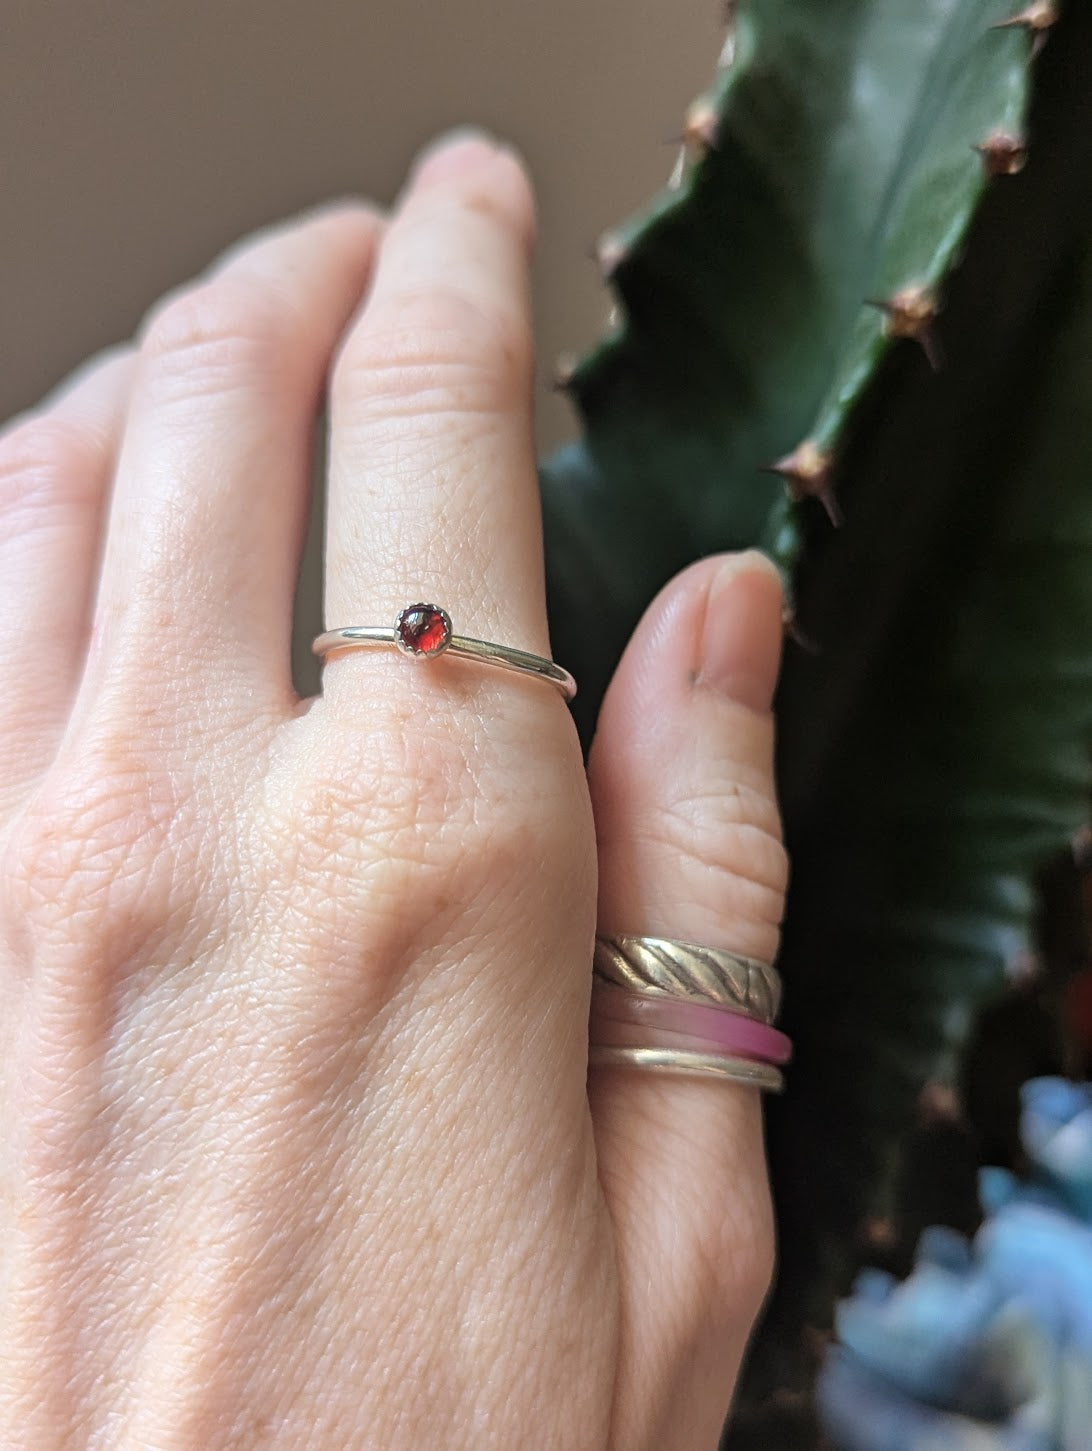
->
(589, 934), (789, 1092)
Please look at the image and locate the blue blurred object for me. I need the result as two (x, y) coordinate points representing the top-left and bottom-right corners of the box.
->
(817, 1079), (1092, 1450)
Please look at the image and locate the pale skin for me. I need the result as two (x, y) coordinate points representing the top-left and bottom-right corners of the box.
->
(0, 130), (788, 1449)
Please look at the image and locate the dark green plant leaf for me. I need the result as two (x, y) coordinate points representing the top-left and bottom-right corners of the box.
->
(544, 0), (1034, 738)
(539, 0), (1092, 1429)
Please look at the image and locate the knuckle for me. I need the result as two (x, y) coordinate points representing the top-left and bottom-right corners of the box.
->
(254, 713), (487, 989)
(688, 1175), (775, 1337)
(711, 1218), (776, 1329)
(654, 785), (789, 898)
(0, 414), (106, 540)
(334, 288), (532, 421)
(259, 704), (571, 959)
(632, 787), (789, 958)
(139, 275), (297, 394)
(3, 742), (196, 960)
(266, 708), (481, 889)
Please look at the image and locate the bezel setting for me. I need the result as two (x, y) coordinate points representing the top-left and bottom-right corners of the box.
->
(394, 603), (453, 657)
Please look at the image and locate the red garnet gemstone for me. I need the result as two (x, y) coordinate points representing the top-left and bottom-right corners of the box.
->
(396, 604), (451, 656)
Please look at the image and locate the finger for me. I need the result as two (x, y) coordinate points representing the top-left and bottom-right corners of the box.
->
(324, 130), (544, 711)
(586, 551), (788, 1450)
(71, 200), (384, 735)
(0, 347), (134, 814)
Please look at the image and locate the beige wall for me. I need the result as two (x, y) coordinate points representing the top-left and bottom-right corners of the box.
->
(2, 0), (716, 686)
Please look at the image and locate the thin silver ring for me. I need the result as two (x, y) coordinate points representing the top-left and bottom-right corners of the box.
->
(312, 604), (577, 700)
(588, 1046), (784, 1092)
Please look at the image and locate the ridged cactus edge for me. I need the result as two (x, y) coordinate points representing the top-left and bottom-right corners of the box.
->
(539, 0), (1092, 1440)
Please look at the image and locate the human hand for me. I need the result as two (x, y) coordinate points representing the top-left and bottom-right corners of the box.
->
(0, 129), (787, 1449)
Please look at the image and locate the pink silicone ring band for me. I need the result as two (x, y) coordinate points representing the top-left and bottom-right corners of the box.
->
(590, 981), (792, 1065)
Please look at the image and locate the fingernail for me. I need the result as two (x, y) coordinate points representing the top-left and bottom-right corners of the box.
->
(697, 551), (784, 710)
(409, 126), (502, 186)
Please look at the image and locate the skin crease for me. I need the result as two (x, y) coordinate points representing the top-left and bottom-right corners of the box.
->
(0, 130), (787, 1450)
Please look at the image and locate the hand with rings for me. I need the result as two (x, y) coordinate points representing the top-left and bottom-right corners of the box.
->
(0, 130), (789, 1449)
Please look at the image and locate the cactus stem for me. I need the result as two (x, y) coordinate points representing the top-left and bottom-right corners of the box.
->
(866, 286), (943, 370)
(594, 232), (627, 281)
(684, 93), (721, 152)
(975, 131), (1028, 177)
(765, 441), (842, 526)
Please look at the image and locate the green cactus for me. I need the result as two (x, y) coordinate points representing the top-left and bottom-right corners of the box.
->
(540, 0), (1092, 1437)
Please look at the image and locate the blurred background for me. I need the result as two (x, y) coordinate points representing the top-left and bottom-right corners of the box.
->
(1, 0), (720, 435)
(1, 0), (716, 684)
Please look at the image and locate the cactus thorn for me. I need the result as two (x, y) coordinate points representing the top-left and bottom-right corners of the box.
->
(782, 605), (821, 655)
(861, 1216), (897, 1250)
(992, 1), (1058, 56)
(992, 1), (1058, 33)
(551, 351), (579, 393)
(717, 0), (739, 68)
(866, 285), (943, 370)
(684, 94), (721, 152)
(975, 131), (1028, 177)
(765, 441), (842, 526)
(1008, 947), (1044, 985)
(918, 1080), (962, 1124)
(788, 619), (822, 655)
(594, 232), (627, 281)
(667, 144), (687, 192)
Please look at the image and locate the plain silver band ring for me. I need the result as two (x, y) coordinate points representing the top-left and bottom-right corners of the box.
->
(313, 616), (577, 701)
(588, 1046), (785, 1092)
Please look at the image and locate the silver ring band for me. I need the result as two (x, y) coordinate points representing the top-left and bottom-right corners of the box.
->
(312, 604), (577, 700)
(593, 933), (782, 1025)
(588, 1046), (784, 1092)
